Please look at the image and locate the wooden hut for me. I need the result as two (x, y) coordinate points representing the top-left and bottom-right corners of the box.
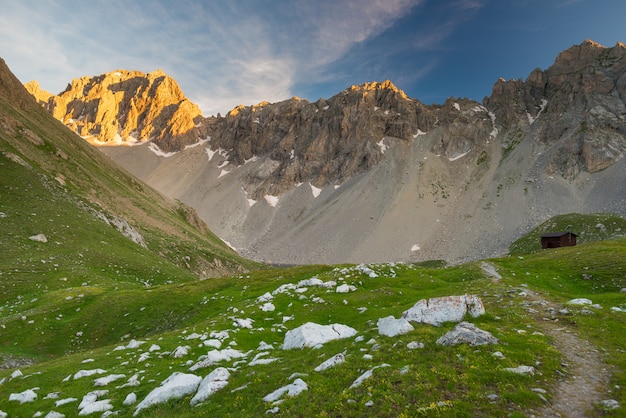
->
(541, 232), (577, 249)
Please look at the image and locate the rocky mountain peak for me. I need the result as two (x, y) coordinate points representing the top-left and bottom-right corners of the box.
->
(23, 80), (53, 106)
(549, 39), (610, 74)
(36, 69), (203, 151)
(347, 80), (408, 99)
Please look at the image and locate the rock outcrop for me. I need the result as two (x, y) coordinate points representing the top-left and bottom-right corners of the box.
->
(485, 40), (626, 179)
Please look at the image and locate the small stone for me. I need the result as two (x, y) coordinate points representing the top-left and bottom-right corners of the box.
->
(365, 400), (374, 407)
(29, 234), (48, 243)
(503, 365), (535, 375)
(567, 298), (592, 305)
(600, 399), (620, 410)
(407, 341), (424, 349)
(486, 393), (499, 401)
(492, 351), (505, 359)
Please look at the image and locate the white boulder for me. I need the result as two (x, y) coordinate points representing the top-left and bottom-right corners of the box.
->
(233, 318), (253, 329)
(172, 345), (191, 358)
(402, 295), (485, 326)
(260, 302), (276, 312)
(257, 292), (273, 303)
(79, 399), (113, 416)
(190, 367), (230, 406)
(377, 316), (414, 337)
(188, 348), (246, 372)
(336, 284), (356, 293)
(503, 365), (536, 375)
(134, 372), (201, 416)
(123, 392), (137, 405)
(263, 378), (308, 402)
(93, 374), (126, 387)
(567, 298), (593, 305)
(436, 322), (499, 346)
(9, 388), (38, 404)
(282, 322), (357, 349)
(73, 369), (107, 380)
(78, 390), (112, 416)
(29, 234), (48, 243)
(314, 353), (345, 371)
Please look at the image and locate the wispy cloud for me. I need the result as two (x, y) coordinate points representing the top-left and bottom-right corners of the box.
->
(297, 0), (422, 65)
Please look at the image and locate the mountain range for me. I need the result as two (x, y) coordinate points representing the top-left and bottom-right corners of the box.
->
(25, 39), (626, 265)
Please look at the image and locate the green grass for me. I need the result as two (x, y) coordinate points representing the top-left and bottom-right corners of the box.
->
(2, 242), (624, 417)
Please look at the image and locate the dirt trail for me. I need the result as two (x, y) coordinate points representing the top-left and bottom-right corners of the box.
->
(531, 321), (610, 417)
(480, 263), (611, 417)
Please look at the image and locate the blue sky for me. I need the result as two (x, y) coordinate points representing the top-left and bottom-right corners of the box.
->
(1, 0), (624, 116)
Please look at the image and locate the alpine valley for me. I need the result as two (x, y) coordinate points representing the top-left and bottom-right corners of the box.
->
(1, 40), (626, 417)
(26, 40), (626, 265)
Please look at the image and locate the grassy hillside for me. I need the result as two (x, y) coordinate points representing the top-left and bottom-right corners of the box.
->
(0, 60), (260, 357)
(0, 240), (624, 417)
